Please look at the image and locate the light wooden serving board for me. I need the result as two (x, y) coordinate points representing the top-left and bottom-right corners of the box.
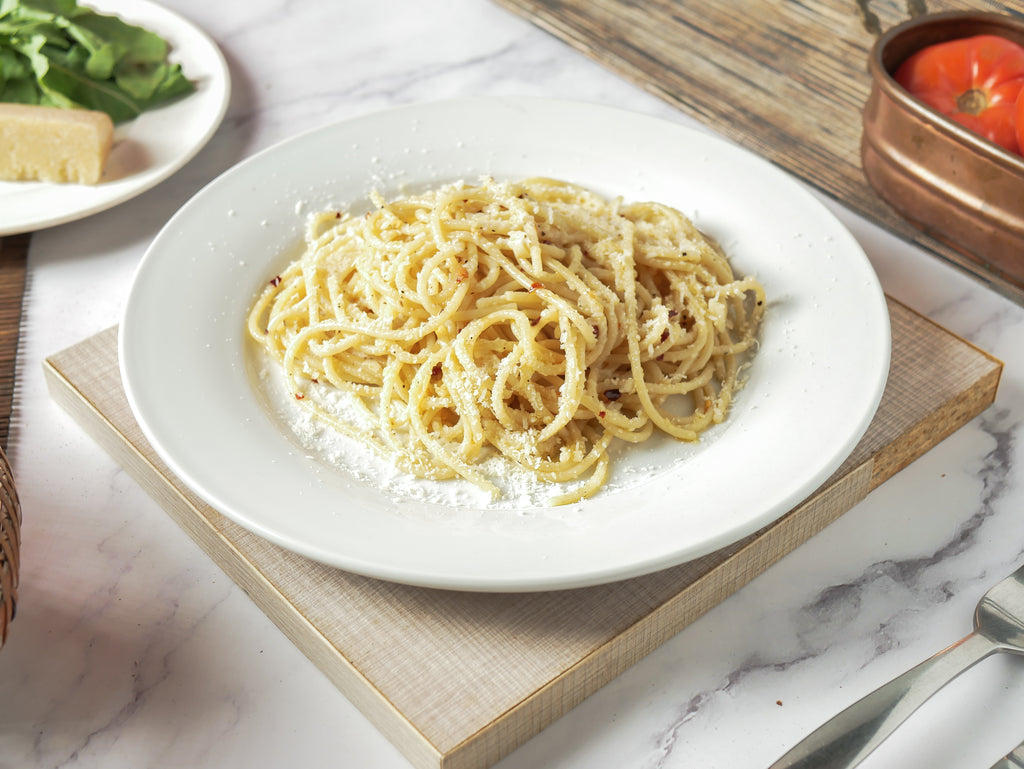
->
(44, 297), (1000, 769)
(493, 0), (1024, 303)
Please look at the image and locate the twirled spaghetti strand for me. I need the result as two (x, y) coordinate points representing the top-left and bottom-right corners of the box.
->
(248, 177), (765, 504)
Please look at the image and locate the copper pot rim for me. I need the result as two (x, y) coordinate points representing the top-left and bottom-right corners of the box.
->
(867, 10), (1024, 174)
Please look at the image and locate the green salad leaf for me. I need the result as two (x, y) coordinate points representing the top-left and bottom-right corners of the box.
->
(0, 0), (193, 122)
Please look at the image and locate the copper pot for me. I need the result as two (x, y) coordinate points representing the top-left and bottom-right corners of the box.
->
(862, 11), (1024, 282)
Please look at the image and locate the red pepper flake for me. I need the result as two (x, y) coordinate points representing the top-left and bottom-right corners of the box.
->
(294, 393), (305, 400)
(335, 212), (342, 219)
(269, 275), (282, 287)
(432, 364), (443, 378)
(529, 282), (543, 291)
(660, 329), (670, 342)
(310, 378), (319, 384)
(598, 410), (606, 418)
(703, 398), (712, 412)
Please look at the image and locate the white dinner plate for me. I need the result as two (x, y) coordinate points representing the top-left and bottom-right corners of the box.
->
(121, 97), (891, 592)
(0, 0), (230, 236)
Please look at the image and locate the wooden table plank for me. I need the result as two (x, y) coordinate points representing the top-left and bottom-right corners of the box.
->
(0, 234), (30, 452)
(494, 0), (1024, 302)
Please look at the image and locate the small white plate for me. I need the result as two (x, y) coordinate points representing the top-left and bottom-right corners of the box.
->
(0, 0), (230, 236)
(121, 97), (891, 592)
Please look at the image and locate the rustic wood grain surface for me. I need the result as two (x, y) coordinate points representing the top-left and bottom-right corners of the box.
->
(494, 0), (1024, 302)
(0, 235), (29, 452)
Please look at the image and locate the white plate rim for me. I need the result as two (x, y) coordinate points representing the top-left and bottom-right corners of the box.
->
(120, 96), (891, 592)
(0, 0), (230, 235)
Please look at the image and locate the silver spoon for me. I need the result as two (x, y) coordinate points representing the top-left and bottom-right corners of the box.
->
(989, 738), (1024, 769)
(770, 562), (1024, 769)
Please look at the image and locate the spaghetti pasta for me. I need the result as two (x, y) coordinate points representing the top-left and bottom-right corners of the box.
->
(247, 177), (765, 504)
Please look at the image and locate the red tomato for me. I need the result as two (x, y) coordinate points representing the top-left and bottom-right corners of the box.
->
(894, 34), (1024, 155)
(1018, 87), (1024, 157)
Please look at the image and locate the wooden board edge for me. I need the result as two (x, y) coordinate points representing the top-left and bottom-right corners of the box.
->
(869, 363), (1000, 489)
(870, 297), (1003, 489)
(443, 463), (874, 769)
(886, 296), (1004, 369)
(41, 350), (448, 769)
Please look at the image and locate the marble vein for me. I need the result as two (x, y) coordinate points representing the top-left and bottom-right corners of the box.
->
(643, 405), (1020, 768)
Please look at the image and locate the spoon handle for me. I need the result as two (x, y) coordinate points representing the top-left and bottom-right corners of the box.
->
(988, 739), (1024, 769)
(769, 631), (996, 769)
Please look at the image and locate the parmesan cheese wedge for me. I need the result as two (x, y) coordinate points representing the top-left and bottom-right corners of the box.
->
(0, 104), (115, 185)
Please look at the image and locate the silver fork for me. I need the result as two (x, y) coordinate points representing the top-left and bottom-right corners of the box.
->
(770, 562), (1024, 769)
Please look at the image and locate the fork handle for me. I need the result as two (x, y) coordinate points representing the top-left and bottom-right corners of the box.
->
(989, 739), (1024, 769)
(769, 631), (997, 769)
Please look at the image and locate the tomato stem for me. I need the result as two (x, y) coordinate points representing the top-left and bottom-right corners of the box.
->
(956, 88), (988, 116)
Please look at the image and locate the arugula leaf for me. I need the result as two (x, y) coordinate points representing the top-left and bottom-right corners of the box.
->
(72, 9), (169, 63)
(0, 77), (37, 101)
(0, 43), (39, 101)
(0, 0), (193, 122)
(28, 38), (144, 120)
(0, 45), (29, 78)
(2, 0), (80, 16)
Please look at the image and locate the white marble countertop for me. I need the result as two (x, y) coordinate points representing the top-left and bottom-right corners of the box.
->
(3, 1), (1024, 767)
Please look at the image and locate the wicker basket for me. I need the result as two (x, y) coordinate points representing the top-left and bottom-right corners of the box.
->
(0, 444), (20, 649)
